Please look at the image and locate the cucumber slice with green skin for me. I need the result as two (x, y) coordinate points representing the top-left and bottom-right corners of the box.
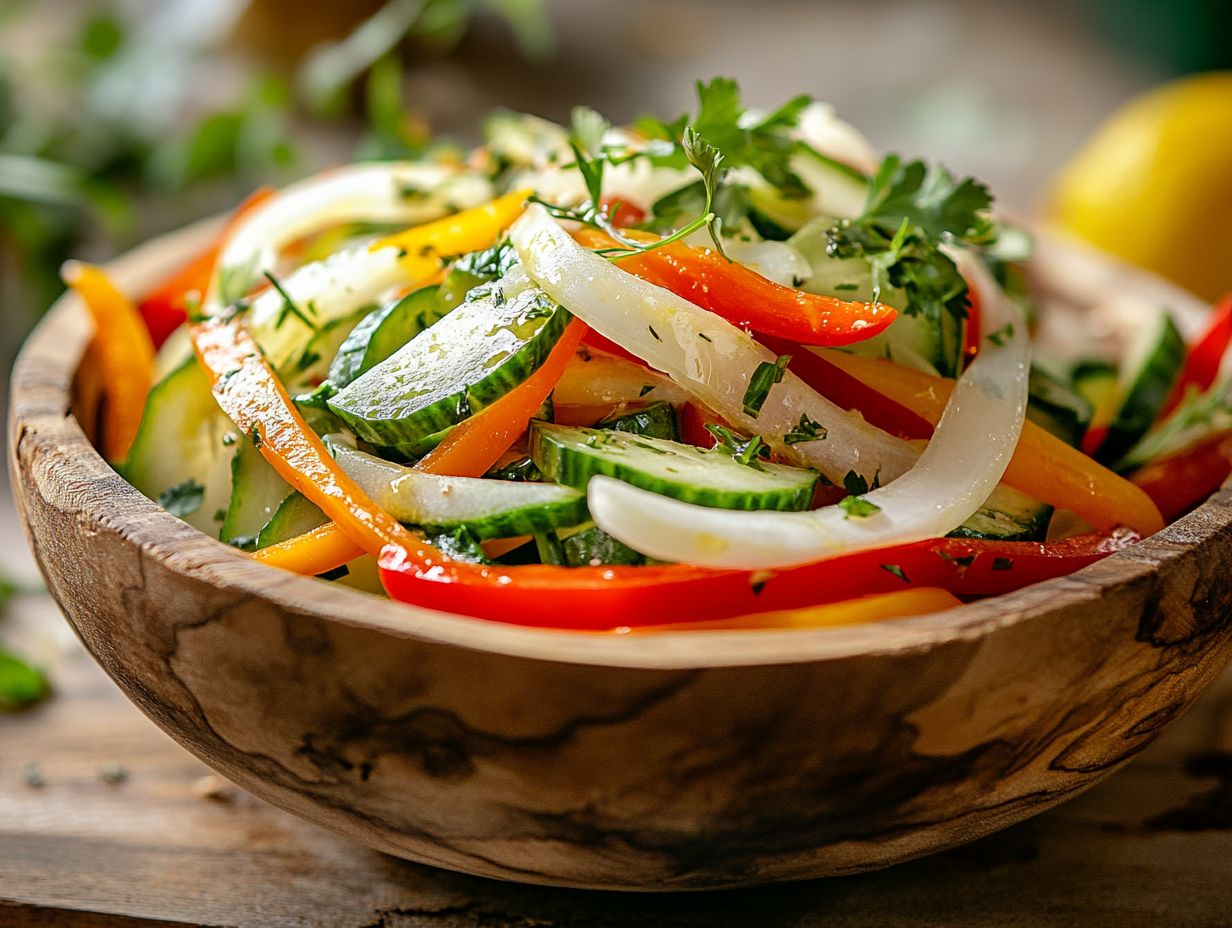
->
(1072, 359), (1119, 434)
(256, 492), (329, 549)
(332, 444), (589, 540)
(558, 523), (646, 567)
(1026, 367), (1093, 448)
(328, 281), (471, 390)
(327, 288), (570, 456)
(596, 401), (680, 441)
(222, 438), (291, 549)
(531, 422), (820, 512)
(1098, 312), (1185, 467)
(122, 356), (236, 534)
(950, 485), (1054, 542)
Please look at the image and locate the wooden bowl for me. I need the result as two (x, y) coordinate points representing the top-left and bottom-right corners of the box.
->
(10, 221), (1232, 891)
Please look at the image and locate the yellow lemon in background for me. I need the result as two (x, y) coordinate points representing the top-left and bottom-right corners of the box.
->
(1047, 71), (1232, 303)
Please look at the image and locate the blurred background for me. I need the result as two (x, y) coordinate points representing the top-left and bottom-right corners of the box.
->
(2, 0), (1231, 384)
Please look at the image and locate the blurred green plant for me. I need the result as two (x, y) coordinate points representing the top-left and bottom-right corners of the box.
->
(0, 0), (551, 358)
(0, 574), (48, 712)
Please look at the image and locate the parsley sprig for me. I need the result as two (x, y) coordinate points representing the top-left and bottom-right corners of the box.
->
(530, 107), (726, 261)
(826, 155), (996, 329)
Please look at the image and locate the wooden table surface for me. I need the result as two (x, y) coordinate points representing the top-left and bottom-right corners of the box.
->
(1, 492), (1230, 928)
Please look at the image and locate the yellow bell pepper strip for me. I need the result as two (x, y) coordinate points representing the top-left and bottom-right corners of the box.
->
(191, 317), (418, 556)
(632, 587), (961, 632)
(62, 261), (156, 463)
(256, 319), (590, 575)
(374, 188), (532, 278)
(575, 228), (897, 347)
(417, 319), (589, 477)
(815, 349), (1165, 536)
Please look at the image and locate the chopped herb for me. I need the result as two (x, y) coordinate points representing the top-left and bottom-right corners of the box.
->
(638, 384), (656, 398)
(213, 509), (226, 524)
(742, 354), (791, 418)
(843, 470), (870, 496)
(158, 479), (205, 518)
(23, 762), (44, 788)
(936, 550), (976, 572)
(221, 433), (238, 447)
(986, 323), (1015, 347)
(881, 563), (910, 583)
(784, 413), (828, 445)
(839, 495), (881, 518)
(833, 283), (859, 292)
(705, 424), (768, 470)
(250, 424), (264, 449)
(699, 333), (713, 342)
(750, 572), (770, 595)
(992, 556), (1014, 571)
(826, 155), (996, 340)
(648, 324), (662, 342)
(0, 650), (49, 710)
(99, 763), (128, 784)
(263, 271), (318, 330)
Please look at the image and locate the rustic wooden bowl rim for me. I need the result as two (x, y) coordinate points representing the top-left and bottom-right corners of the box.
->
(12, 218), (1225, 671)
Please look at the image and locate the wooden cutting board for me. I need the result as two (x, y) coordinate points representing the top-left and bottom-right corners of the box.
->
(1, 501), (1230, 927)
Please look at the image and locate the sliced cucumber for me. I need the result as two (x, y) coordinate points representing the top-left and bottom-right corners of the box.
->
(332, 444), (588, 540)
(951, 485), (1053, 542)
(557, 523), (647, 567)
(1072, 360), (1119, 430)
(1098, 311), (1185, 466)
(531, 422), (819, 512)
(1026, 366), (1092, 448)
(328, 288), (570, 456)
(256, 492), (329, 549)
(221, 437), (291, 548)
(596, 401), (680, 441)
(329, 283), (468, 390)
(122, 356), (236, 534)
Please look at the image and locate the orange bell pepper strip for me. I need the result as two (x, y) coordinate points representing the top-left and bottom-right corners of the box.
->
(137, 188), (275, 349)
(62, 261), (156, 463)
(815, 350), (1166, 536)
(191, 317), (418, 556)
(254, 318), (590, 574)
(575, 228), (897, 347)
(252, 522), (367, 575)
(633, 587), (961, 632)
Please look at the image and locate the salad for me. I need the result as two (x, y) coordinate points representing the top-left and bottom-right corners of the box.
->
(66, 79), (1231, 632)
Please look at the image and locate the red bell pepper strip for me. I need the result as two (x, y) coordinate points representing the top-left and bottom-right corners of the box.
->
(760, 335), (934, 440)
(137, 189), (274, 349)
(1132, 431), (1232, 523)
(1160, 293), (1232, 419)
(379, 528), (1139, 630)
(598, 195), (647, 229)
(575, 229), (897, 347)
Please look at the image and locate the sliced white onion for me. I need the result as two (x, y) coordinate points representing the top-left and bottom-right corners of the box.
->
(246, 242), (407, 371)
(586, 255), (1030, 569)
(206, 162), (492, 310)
(509, 204), (916, 487)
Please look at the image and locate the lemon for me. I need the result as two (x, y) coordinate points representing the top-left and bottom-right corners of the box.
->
(1046, 71), (1232, 303)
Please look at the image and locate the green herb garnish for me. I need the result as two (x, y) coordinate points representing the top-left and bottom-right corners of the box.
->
(742, 354), (791, 418)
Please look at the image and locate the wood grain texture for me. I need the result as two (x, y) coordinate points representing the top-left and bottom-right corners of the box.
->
(3, 601), (1231, 928)
(8, 222), (1232, 890)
